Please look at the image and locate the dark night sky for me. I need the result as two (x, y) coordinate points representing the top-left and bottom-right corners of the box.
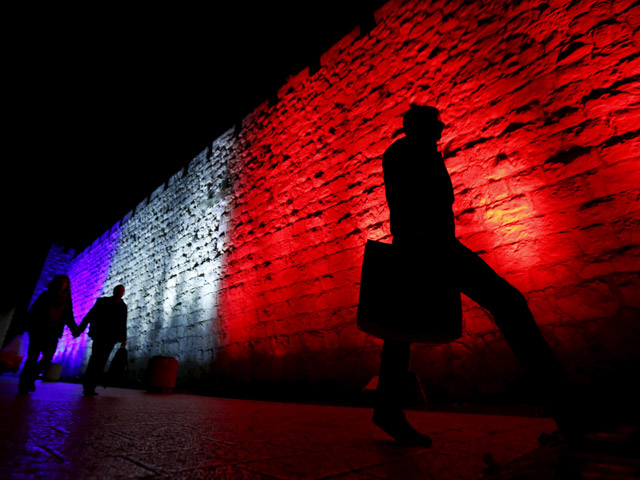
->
(2, 2), (386, 317)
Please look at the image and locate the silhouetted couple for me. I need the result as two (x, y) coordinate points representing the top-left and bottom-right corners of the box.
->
(18, 278), (127, 396)
(372, 105), (574, 446)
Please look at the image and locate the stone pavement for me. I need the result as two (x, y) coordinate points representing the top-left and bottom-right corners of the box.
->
(1, 376), (637, 479)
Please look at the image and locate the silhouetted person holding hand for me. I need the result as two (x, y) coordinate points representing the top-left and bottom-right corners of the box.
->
(18, 274), (82, 394)
(373, 105), (571, 446)
(80, 284), (127, 396)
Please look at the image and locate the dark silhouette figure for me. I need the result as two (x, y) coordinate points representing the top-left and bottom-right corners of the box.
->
(18, 274), (82, 394)
(372, 105), (570, 446)
(80, 285), (127, 396)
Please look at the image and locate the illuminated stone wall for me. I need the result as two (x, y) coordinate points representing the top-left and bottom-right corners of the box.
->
(32, 133), (236, 382)
(34, 0), (639, 399)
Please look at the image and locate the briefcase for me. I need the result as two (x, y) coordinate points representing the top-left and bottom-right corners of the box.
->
(356, 239), (462, 344)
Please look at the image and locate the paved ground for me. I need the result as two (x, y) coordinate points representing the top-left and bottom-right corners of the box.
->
(1, 376), (638, 479)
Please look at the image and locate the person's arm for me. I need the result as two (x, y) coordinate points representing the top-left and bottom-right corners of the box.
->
(77, 299), (99, 338)
(382, 152), (397, 212)
(25, 293), (46, 333)
(64, 300), (83, 338)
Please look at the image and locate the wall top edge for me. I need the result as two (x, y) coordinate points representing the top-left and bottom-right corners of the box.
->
(64, 1), (392, 257)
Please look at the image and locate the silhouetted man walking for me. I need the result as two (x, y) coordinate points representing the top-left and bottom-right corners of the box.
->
(373, 105), (570, 446)
(80, 285), (127, 396)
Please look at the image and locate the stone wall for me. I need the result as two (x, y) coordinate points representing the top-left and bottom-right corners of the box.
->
(32, 0), (639, 401)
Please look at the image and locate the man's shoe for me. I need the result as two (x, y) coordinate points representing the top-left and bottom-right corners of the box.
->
(547, 383), (596, 442)
(18, 381), (34, 395)
(373, 409), (432, 447)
